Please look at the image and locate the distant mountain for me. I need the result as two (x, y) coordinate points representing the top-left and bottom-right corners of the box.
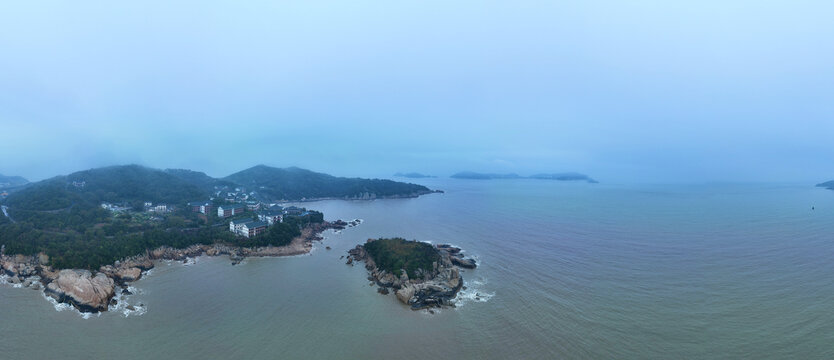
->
(6, 165), (207, 211)
(225, 165), (436, 201)
(0, 174), (29, 188)
(165, 168), (237, 192)
(450, 172), (523, 180)
(530, 173), (598, 183)
(451, 171), (597, 183)
(816, 180), (834, 190)
(394, 172), (436, 179)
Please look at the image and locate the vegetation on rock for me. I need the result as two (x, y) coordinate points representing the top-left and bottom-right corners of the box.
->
(363, 238), (440, 278)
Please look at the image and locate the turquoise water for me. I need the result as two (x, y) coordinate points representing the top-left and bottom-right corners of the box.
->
(2, 180), (834, 359)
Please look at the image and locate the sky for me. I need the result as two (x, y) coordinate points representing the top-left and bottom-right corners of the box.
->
(1, 1), (833, 183)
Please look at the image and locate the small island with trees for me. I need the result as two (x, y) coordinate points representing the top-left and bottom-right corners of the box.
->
(346, 238), (477, 310)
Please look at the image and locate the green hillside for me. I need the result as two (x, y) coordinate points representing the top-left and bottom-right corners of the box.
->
(224, 165), (433, 200)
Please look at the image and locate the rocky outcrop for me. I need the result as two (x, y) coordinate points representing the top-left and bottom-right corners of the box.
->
(437, 244), (477, 269)
(347, 240), (476, 310)
(45, 270), (115, 313)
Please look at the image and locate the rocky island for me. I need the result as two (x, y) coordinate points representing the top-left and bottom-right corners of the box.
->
(346, 238), (477, 310)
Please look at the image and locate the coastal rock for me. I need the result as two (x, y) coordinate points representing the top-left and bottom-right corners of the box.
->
(45, 270), (115, 313)
(115, 267), (142, 282)
(450, 256), (477, 269)
(396, 284), (415, 304)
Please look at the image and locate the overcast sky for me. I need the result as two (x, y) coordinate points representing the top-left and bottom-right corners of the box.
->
(1, 1), (832, 183)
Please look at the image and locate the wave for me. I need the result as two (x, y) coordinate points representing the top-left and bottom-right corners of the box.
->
(40, 291), (101, 319)
(110, 288), (147, 317)
(453, 277), (495, 309)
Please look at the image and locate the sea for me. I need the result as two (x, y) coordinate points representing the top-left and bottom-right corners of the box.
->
(2, 179), (834, 359)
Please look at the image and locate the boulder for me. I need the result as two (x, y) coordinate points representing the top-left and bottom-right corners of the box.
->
(451, 256), (476, 269)
(116, 267), (142, 282)
(45, 270), (115, 313)
(396, 284), (416, 304)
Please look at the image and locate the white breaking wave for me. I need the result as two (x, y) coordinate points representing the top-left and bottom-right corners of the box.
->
(453, 277), (495, 309)
(110, 288), (147, 317)
(40, 291), (101, 319)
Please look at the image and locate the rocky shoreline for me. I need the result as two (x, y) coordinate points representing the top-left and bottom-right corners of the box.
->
(346, 240), (477, 310)
(0, 219), (359, 313)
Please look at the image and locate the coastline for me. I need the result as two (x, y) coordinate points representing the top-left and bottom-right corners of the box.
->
(279, 189), (444, 203)
(0, 220), (358, 314)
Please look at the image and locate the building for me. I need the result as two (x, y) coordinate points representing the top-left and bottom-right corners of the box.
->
(188, 201), (203, 212)
(102, 202), (130, 212)
(257, 210), (283, 225)
(229, 218), (252, 233)
(241, 221), (267, 238)
(217, 204), (246, 218)
(229, 219), (268, 237)
(188, 201), (215, 215)
(245, 200), (261, 211)
(284, 206), (304, 216)
(151, 205), (168, 213)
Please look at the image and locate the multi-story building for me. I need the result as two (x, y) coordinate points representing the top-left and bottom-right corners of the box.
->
(217, 204), (246, 218)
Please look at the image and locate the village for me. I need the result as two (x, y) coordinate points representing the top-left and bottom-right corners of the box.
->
(100, 185), (314, 239)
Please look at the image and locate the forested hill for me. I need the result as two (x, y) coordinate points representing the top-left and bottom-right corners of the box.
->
(224, 165), (434, 200)
(164, 168), (236, 193)
(5, 165), (208, 211)
(0, 174), (29, 187)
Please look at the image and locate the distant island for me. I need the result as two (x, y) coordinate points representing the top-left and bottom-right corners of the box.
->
(816, 180), (834, 190)
(451, 171), (523, 180)
(451, 171), (597, 183)
(345, 238), (476, 310)
(0, 164), (438, 313)
(393, 172), (436, 179)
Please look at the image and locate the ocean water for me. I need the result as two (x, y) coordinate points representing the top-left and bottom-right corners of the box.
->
(2, 180), (834, 359)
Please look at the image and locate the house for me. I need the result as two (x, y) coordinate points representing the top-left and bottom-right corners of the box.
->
(241, 221), (267, 238)
(151, 205), (168, 213)
(257, 210), (283, 225)
(217, 204), (246, 218)
(71, 181), (86, 188)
